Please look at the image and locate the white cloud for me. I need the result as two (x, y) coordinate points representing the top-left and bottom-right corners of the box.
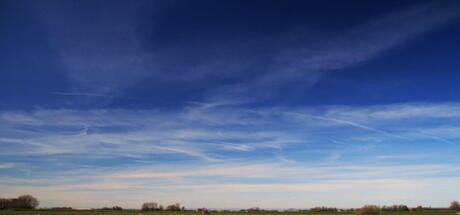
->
(0, 163), (15, 169)
(2, 103), (460, 208)
(2, 103), (460, 158)
(207, 2), (460, 102)
(2, 162), (460, 208)
(30, 1), (460, 100)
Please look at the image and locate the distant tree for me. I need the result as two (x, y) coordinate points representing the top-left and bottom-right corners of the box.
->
(101, 206), (122, 210)
(112, 206), (123, 210)
(50, 207), (73, 211)
(311, 207), (338, 212)
(357, 205), (380, 215)
(247, 207), (261, 212)
(412, 206), (423, 212)
(0, 198), (12, 209)
(142, 202), (159, 211)
(450, 201), (460, 210)
(166, 203), (182, 211)
(17, 195), (39, 209)
(401, 205), (409, 211)
(198, 208), (209, 215)
(382, 205), (409, 212)
(0, 195), (39, 210)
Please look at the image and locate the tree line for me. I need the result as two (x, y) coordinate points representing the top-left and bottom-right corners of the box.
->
(142, 202), (185, 211)
(1, 194), (459, 213)
(299, 203), (460, 214)
(0, 195), (39, 210)
(357, 202), (459, 215)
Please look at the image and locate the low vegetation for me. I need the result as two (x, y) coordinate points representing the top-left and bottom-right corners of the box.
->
(1, 195), (459, 215)
(357, 205), (380, 215)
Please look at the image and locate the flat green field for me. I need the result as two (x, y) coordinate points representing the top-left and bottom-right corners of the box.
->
(0, 211), (457, 215)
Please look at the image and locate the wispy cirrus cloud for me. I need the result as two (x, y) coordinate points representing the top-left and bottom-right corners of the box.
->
(3, 177), (460, 209)
(322, 103), (460, 121)
(30, 1), (460, 101)
(206, 2), (460, 102)
(1, 102), (460, 159)
(3, 0), (460, 210)
(2, 161), (460, 208)
(0, 163), (15, 169)
(1, 102), (460, 207)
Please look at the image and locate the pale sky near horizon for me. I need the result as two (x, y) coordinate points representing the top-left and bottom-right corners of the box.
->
(1, 0), (460, 209)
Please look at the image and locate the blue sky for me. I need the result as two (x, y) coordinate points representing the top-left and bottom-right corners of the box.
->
(1, 0), (460, 209)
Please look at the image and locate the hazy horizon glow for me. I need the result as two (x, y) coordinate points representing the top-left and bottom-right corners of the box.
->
(1, 0), (460, 209)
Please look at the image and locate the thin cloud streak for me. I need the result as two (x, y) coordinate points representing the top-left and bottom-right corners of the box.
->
(2, 103), (460, 158)
(32, 1), (460, 100)
(0, 163), (15, 169)
(2, 161), (460, 208)
(1, 103), (460, 207)
(208, 2), (460, 102)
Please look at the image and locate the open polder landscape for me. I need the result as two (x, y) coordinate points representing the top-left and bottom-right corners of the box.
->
(0, 211), (459, 215)
(2, 0), (460, 215)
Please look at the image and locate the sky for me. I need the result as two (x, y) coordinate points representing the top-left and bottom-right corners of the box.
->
(1, 0), (460, 209)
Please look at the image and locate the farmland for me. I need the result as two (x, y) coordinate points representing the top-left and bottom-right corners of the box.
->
(0, 210), (458, 215)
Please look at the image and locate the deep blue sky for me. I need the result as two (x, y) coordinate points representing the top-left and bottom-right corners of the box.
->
(2, 0), (460, 110)
(1, 0), (460, 209)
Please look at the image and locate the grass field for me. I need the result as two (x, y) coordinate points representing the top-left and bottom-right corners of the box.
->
(0, 211), (458, 215)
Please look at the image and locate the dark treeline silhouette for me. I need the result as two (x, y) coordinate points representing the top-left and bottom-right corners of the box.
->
(239, 207), (279, 212)
(382, 205), (410, 212)
(450, 201), (460, 211)
(166, 203), (184, 211)
(1, 195), (458, 213)
(357, 205), (380, 215)
(197, 208), (209, 215)
(100, 206), (123, 210)
(142, 202), (184, 211)
(142, 202), (162, 211)
(48, 207), (73, 211)
(0, 195), (39, 210)
(310, 206), (339, 212)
